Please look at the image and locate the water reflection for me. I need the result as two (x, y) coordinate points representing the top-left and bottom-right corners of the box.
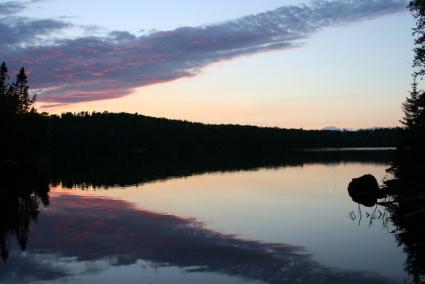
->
(388, 196), (425, 284)
(50, 149), (395, 189)
(387, 147), (425, 283)
(0, 163), (49, 262)
(348, 203), (391, 229)
(2, 194), (399, 284)
(347, 176), (425, 283)
(1, 150), (419, 284)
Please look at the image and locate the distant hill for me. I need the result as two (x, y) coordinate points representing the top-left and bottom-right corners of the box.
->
(321, 126), (396, 131)
(321, 126), (357, 131)
(3, 111), (402, 163)
(46, 112), (401, 157)
(321, 126), (342, 131)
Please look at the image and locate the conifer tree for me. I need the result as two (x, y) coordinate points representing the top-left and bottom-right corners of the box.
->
(401, 77), (425, 130)
(0, 63), (7, 93)
(404, 1), (425, 138)
(0, 62), (9, 115)
(0, 63), (36, 117)
(12, 68), (34, 114)
(409, 0), (425, 76)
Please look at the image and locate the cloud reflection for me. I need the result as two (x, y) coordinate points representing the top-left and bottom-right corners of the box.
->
(0, 194), (400, 284)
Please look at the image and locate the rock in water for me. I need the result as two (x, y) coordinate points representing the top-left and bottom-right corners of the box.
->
(348, 174), (379, 195)
(347, 174), (380, 207)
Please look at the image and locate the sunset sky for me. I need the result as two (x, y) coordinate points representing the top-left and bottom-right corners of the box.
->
(0, 0), (414, 129)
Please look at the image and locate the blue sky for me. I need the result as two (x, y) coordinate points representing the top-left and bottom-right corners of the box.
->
(0, 0), (415, 129)
(24, 1), (304, 32)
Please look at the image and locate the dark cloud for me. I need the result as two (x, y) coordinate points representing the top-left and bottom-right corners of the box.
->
(0, 18), (70, 47)
(0, 0), (408, 106)
(0, 1), (24, 15)
(0, 1), (71, 47)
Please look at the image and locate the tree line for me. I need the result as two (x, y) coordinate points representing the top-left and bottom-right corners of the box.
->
(0, 60), (402, 163)
(388, 0), (425, 187)
(47, 112), (401, 157)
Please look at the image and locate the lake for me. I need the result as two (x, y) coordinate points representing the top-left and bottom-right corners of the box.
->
(0, 149), (414, 283)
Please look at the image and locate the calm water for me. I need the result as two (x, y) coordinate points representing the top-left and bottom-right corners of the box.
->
(0, 151), (413, 283)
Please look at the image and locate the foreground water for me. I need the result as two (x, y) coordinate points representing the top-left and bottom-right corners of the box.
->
(0, 150), (412, 283)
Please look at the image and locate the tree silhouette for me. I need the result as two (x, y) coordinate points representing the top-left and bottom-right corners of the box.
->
(13, 68), (35, 114)
(401, 77), (425, 149)
(0, 62), (42, 160)
(375, 3), (425, 282)
(402, 78), (421, 128)
(390, 1), (425, 183)
(409, 0), (425, 77)
(405, 1), (425, 135)
(0, 63), (35, 117)
(0, 62), (11, 116)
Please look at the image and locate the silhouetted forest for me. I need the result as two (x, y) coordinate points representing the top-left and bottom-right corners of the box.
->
(45, 112), (401, 158)
(2, 110), (403, 162)
(0, 61), (402, 164)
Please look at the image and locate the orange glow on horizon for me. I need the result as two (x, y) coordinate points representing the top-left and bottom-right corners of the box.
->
(36, 48), (404, 130)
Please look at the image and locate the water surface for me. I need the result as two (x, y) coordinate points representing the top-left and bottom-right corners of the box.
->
(0, 150), (412, 283)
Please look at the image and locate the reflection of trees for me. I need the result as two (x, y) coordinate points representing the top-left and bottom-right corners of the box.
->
(51, 149), (395, 189)
(348, 177), (425, 284)
(0, 163), (50, 261)
(385, 148), (425, 283)
(384, 195), (425, 284)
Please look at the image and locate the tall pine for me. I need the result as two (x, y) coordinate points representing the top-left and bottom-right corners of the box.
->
(12, 68), (34, 114)
(401, 77), (425, 129)
(0, 64), (35, 116)
(405, 1), (425, 133)
(0, 62), (9, 115)
(391, 1), (425, 185)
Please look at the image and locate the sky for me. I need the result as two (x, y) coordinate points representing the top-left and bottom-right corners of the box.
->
(0, 0), (415, 129)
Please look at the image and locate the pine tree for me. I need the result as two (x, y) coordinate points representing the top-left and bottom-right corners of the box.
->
(11, 68), (35, 114)
(404, 1), (425, 137)
(409, 0), (425, 77)
(401, 77), (422, 129)
(0, 63), (37, 117)
(0, 62), (9, 115)
(390, 1), (425, 184)
(0, 63), (7, 93)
